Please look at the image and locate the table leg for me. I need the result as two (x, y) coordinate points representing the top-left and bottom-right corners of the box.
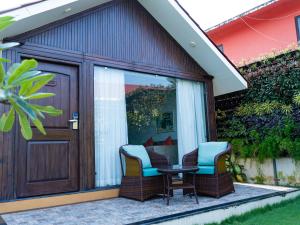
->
(167, 174), (170, 206)
(162, 175), (166, 200)
(193, 173), (199, 204)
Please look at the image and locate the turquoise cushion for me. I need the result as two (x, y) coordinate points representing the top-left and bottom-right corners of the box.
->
(143, 168), (161, 177)
(198, 142), (228, 166)
(196, 165), (215, 175)
(123, 145), (152, 168)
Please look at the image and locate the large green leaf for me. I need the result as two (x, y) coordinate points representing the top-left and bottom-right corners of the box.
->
(26, 73), (55, 96)
(0, 42), (19, 50)
(24, 93), (55, 100)
(0, 112), (8, 131)
(18, 111), (32, 140)
(0, 62), (4, 87)
(8, 59), (38, 84)
(9, 98), (32, 140)
(0, 16), (14, 31)
(17, 73), (53, 93)
(0, 108), (15, 132)
(14, 97), (37, 120)
(30, 104), (63, 116)
(6, 63), (20, 78)
(11, 70), (41, 86)
(19, 81), (33, 96)
(0, 58), (10, 63)
(32, 118), (46, 135)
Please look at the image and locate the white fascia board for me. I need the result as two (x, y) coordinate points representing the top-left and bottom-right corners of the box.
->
(138, 0), (248, 96)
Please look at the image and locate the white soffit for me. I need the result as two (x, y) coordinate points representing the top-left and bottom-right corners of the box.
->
(0, 0), (111, 39)
(138, 0), (248, 96)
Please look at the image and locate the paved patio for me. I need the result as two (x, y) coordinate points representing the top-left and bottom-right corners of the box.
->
(1, 184), (296, 225)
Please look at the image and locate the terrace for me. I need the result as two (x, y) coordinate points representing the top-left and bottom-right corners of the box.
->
(1, 183), (298, 225)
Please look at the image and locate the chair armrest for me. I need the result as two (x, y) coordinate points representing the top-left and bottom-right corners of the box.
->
(119, 147), (142, 177)
(146, 147), (169, 167)
(214, 144), (232, 174)
(182, 148), (198, 166)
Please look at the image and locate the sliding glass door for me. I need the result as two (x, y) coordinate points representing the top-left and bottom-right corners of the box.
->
(94, 66), (207, 187)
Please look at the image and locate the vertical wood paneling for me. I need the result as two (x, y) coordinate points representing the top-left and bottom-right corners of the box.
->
(17, 0), (206, 77)
(0, 49), (17, 200)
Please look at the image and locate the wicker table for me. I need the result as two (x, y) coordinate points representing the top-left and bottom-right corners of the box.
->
(157, 165), (199, 205)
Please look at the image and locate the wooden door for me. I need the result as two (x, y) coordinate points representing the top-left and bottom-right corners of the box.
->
(16, 60), (79, 198)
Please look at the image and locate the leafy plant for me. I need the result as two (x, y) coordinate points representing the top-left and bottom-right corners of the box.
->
(0, 16), (62, 140)
(217, 49), (300, 162)
(126, 86), (174, 129)
(226, 155), (247, 182)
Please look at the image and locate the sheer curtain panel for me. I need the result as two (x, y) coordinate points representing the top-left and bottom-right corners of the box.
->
(176, 79), (207, 163)
(94, 67), (128, 187)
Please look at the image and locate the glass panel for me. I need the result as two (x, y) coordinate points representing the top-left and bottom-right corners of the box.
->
(94, 66), (208, 187)
(125, 71), (178, 165)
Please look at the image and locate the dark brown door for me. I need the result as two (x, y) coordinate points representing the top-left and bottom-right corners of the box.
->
(16, 60), (79, 198)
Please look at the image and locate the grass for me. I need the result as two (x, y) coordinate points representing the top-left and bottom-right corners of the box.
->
(206, 196), (300, 225)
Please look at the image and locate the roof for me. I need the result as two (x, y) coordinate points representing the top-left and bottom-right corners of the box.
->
(0, 0), (247, 96)
(206, 0), (277, 32)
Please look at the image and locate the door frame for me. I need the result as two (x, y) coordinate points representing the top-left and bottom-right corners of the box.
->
(13, 45), (94, 198)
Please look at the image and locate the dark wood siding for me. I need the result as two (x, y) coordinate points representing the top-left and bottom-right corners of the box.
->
(12, 0), (207, 77)
(0, 49), (17, 200)
(0, 0), (216, 200)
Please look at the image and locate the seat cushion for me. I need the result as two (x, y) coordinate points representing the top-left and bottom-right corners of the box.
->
(196, 165), (215, 175)
(198, 142), (228, 166)
(143, 168), (161, 177)
(123, 145), (152, 168)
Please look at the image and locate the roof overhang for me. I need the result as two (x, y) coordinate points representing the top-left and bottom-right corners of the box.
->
(139, 0), (247, 96)
(1, 0), (247, 96)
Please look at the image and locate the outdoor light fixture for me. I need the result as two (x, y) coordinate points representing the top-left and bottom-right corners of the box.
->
(189, 41), (196, 47)
(64, 8), (72, 13)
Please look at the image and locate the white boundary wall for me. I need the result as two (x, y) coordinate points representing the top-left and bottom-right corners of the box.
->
(157, 186), (300, 225)
(239, 158), (300, 185)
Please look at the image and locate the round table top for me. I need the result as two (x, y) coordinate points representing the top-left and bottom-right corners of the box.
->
(157, 165), (198, 174)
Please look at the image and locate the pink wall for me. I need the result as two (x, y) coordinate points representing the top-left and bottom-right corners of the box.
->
(208, 0), (300, 64)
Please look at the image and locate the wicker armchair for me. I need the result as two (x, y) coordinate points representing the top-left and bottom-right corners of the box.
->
(182, 142), (235, 198)
(119, 145), (169, 201)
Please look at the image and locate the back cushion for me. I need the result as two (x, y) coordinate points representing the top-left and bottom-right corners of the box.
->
(144, 137), (154, 147)
(198, 142), (228, 166)
(123, 145), (152, 168)
(164, 136), (173, 145)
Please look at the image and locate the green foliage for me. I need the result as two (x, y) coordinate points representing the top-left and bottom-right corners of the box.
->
(126, 87), (174, 129)
(0, 16), (62, 140)
(293, 92), (300, 106)
(236, 101), (292, 117)
(217, 50), (300, 162)
(226, 155), (247, 182)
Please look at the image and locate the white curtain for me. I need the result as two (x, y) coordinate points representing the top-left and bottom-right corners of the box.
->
(176, 79), (207, 163)
(94, 67), (128, 187)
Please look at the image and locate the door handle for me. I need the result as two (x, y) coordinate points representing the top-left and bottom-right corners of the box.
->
(69, 112), (79, 130)
(68, 119), (78, 129)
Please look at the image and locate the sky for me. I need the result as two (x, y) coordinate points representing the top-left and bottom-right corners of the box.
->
(1, 0), (270, 30)
(177, 0), (270, 30)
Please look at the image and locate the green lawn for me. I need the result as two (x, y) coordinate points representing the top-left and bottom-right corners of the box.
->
(206, 196), (300, 225)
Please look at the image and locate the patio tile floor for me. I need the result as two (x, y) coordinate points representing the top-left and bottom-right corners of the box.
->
(1, 184), (295, 225)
